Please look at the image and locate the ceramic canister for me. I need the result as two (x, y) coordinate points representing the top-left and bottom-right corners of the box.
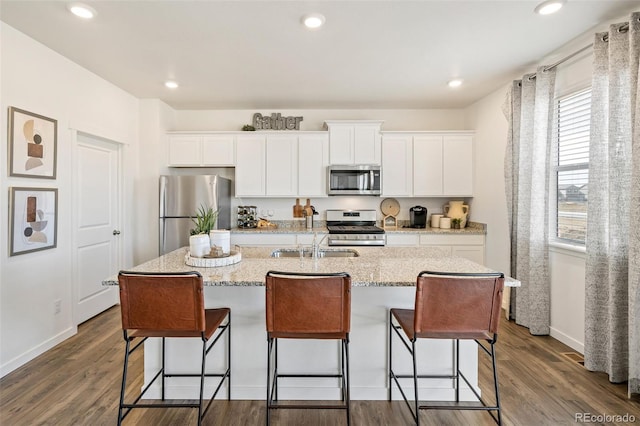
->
(210, 230), (231, 255)
(189, 234), (211, 258)
(439, 217), (451, 229)
(431, 214), (443, 228)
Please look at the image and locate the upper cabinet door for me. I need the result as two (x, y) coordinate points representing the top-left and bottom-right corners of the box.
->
(298, 134), (329, 197)
(266, 135), (298, 196)
(443, 135), (473, 196)
(168, 134), (236, 167)
(202, 135), (235, 166)
(354, 124), (381, 164)
(326, 120), (383, 165)
(413, 135), (444, 196)
(328, 125), (354, 165)
(236, 135), (266, 196)
(167, 135), (201, 166)
(382, 134), (412, 196)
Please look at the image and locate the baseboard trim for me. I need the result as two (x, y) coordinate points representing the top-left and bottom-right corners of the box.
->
(550, 327), (584, 354)
(0, 326), (77, 378)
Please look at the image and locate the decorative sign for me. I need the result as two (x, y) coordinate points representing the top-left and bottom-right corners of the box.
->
(252, 113), (303, 130)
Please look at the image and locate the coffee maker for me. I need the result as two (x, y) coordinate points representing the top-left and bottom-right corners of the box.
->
(409, 206), (428, 228)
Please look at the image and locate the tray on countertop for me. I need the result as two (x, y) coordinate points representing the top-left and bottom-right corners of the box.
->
(185, 250), (242, 267)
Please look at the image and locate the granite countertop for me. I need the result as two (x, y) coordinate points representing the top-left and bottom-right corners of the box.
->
(231, 220), (486, 235)
(103, 246), (518, 287)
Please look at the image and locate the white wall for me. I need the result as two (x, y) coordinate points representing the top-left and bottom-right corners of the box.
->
(463, 87), (510, 275)
(0, 23), (139, 377)
(173, 109), (466, 131)
(136, 100), (175, 264)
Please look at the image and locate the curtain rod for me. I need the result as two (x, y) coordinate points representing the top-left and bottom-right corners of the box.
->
(529, 21), (630, 79)
(542, 43), (593, 73)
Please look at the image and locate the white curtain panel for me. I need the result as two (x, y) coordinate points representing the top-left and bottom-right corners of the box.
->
(585, 12), (639, 398)
(504, 67), (556, 335)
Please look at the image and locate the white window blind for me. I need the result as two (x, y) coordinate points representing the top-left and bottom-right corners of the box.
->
(553, 88), (591, 243)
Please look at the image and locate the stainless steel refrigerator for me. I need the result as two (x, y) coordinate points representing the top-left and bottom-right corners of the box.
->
(159, 175), (231, 255)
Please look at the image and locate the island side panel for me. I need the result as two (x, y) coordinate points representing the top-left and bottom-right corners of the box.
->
(141, 286), (480, 401)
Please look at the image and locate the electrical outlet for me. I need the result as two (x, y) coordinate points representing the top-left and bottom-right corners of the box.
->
(54, 299), (61, 315)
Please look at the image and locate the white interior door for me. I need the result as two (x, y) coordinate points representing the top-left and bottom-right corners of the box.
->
(75, 132), (120, 324)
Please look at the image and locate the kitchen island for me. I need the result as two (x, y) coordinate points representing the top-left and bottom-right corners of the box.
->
(103, 246), (518, 402)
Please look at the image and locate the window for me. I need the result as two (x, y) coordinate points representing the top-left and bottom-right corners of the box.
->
(553, 88), (591, 244)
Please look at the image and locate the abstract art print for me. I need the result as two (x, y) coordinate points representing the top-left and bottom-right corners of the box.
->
(8, 107), (58, 179)
(10, 187), (58, 256)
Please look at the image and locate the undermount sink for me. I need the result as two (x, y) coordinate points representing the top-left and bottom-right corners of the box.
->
(270, 248), (359, 258)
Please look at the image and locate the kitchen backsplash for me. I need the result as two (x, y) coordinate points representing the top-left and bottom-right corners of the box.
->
(233, 197), (472, 222)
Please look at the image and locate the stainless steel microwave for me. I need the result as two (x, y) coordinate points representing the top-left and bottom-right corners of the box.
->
(327, 165), (381, 196)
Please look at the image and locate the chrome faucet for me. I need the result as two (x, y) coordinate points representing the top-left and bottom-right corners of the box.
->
(311, 232), (329, 259)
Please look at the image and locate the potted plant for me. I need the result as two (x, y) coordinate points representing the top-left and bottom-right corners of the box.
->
(189, 205), (218, 257)
(190, 205), (219, 235)
(451, 218), (461, 229)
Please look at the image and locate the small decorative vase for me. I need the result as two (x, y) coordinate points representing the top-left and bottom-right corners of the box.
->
(189, 234), (210, 258)
(444, 201), (469, 228)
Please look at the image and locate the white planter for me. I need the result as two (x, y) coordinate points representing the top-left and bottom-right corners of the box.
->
(189, 234), (211, 258)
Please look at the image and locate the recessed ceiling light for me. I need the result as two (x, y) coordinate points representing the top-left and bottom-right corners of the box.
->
(301, 13), (326, 29)
(534, 0), (566, 15)
(67, 3), (96, 19)
(448, 79), (463, 88)
(165, 81), (179, 89)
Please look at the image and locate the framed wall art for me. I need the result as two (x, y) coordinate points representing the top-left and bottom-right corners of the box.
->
(9, 187), (58, 256)
(8, 107), (58, 179)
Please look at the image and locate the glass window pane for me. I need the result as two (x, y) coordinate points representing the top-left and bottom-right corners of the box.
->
(553, 88), (591, 244)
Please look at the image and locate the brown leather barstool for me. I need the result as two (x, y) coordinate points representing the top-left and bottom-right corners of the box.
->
(265, 271), (351, 426)
(388, 271), (505, 425)
(117, 271), (231, 426)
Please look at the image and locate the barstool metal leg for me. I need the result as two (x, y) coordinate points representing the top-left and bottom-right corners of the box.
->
(491, 343), (502, 425)
(388, 311), (393, 402)
(412, 339), (419, 426)
(455, 339), (460, 402)
(272, 338), (278, 401)
(161, 337), (166, 400)
(345, 337), (351, 426)
(228, 313), (232, 400)
(197, 338), (207, 426)
(266, 337), (273, 426)
(117, 338), (131, 426)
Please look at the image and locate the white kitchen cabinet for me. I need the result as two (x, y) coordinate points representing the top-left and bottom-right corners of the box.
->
(298, 133), (329, 197)
(386, 232), (485, 264)
(383, 132), (474, 197)
(235, 135), (266, 196)
(236, 132), (328, 197)
(325, 120), (383, 165)
(202, 135), (235, 166)
(413, 135), (444, 196)
(266, 135), (298, 196)
(230, 232), (327, 247)
(414, 133), (474, 196)
(386, 233), (419, 246)
(442, 135), (473, 196)
(382, 135), (413, 196)
(167, 135), (201, 166)
(231, 233), (297, 247)
(168, 134), (235, 166)
(421, 234), (485, 264)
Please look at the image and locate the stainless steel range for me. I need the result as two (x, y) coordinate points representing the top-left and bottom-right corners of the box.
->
(326, 209), (386, 246)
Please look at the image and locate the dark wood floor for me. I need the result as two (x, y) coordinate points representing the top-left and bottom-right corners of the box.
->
(1, 306), (638, 425)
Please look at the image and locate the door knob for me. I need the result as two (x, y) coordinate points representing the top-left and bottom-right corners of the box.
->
(113, 230), (121, 235)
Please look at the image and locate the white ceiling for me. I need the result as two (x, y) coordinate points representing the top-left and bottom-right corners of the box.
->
(1, 1), (637, 110)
